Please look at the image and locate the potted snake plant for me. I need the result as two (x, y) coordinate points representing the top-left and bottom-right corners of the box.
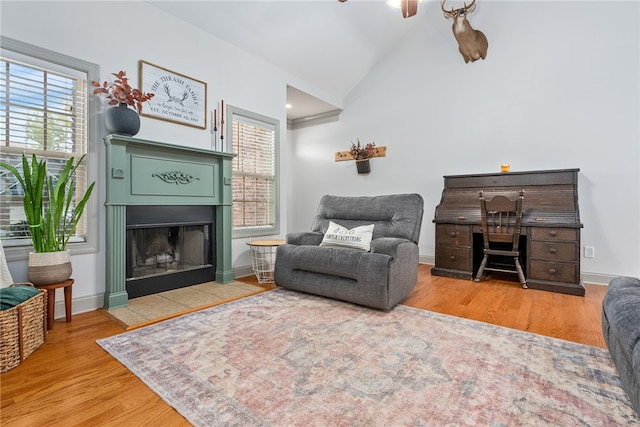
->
(0, 154), (95, 285)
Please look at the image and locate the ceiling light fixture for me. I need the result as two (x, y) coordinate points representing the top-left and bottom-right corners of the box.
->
(286, 104), (292, 109)
(386, 0), (423, 17)
(385, 0), (424, 10)
(339, 0), (422, 19)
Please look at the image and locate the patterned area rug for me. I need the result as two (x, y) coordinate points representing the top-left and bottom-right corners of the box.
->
(97, 289), (638, 426)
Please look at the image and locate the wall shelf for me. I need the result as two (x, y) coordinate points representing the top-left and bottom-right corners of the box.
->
(334, 146), (387, 162)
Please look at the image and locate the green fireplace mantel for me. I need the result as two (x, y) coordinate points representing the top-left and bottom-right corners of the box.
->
(104, 134), (235, 309)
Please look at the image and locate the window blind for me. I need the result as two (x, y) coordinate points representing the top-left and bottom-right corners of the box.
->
(231, 113), (276, 230)
(0, 56), (89, 244)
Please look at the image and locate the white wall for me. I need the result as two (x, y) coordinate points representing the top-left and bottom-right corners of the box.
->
(290, 1), (640, 281)
(1, 1), (638, 317)
(1, 1), (302, 314)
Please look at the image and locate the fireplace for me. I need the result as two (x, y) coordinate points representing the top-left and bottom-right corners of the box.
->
(104, 135), (235, 309)
(125, 205), (215, 299)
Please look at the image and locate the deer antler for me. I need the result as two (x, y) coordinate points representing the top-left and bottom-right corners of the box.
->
(441, 0), (452, 14)
(441, 0), (476, 14)
(463, 0), (476, 13)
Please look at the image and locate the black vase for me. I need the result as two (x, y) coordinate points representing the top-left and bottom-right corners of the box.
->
(105, 103), (141, 136)
(356, 159), (371, 174)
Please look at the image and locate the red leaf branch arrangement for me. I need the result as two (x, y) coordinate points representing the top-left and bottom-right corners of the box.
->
(92, 71), (154, 113)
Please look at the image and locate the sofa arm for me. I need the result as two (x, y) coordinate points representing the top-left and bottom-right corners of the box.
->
(370, 237), (413, 258)
(286, 231), (324, 246)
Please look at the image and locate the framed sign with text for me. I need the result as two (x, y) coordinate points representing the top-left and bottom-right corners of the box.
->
(139, 60), (207, 129)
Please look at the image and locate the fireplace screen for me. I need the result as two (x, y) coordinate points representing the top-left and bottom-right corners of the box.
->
(126, 224), (213, 281)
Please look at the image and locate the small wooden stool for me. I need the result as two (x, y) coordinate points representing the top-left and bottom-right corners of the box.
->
(35, 279), (74, 330)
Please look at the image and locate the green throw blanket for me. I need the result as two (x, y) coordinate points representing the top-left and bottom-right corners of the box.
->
(0, 285), (41, 311)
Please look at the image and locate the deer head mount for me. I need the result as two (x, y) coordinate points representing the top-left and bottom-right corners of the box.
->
(441, 0), (488, 63)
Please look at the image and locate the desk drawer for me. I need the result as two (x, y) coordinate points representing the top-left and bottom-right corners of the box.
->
(529, 260), (578, 283)
(530, 227), (578, 242)
(435, 247), (472, 272)
(529, 241), (578, 262)
(436, 224), (471, 247)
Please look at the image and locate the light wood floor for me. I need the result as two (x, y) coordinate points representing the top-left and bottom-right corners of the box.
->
(0, 264), (608, 426)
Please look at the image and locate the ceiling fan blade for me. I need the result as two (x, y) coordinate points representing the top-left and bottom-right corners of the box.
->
(401, 0), (418, 18)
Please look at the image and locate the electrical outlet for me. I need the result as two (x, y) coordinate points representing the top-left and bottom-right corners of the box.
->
(584, 246), (595, 258)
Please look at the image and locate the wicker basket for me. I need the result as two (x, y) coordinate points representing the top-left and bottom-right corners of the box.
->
(0, 287), (47, 373)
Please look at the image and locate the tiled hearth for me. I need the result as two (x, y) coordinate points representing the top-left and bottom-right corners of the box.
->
(104, 135), (235, 309)
(104, 281), (265, 329)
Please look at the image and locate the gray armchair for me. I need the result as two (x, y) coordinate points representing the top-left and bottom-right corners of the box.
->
(274, 193), (424, 310)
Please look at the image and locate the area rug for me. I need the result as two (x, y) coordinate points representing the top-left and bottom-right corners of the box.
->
(97, 288), (638, 426)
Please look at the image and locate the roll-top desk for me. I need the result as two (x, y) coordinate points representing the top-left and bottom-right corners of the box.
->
(432, 169), (584, 296)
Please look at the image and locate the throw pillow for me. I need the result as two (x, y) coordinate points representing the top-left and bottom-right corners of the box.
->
(319, 221), (375, 251)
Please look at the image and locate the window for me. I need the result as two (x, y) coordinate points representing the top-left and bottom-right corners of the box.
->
(0, 37), (99, 258)
(228, 105), (279, 238)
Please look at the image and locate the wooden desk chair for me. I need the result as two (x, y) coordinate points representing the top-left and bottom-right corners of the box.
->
(474, 189), (527, 288)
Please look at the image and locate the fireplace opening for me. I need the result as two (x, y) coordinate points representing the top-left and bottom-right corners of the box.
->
(126, 205), (216, 299)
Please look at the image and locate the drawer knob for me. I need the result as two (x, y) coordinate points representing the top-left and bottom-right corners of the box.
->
(549, 230), (557, 237)
(449, 255), (456, 262)
(548, 248), (557, 254)
(548, 268), (557, 275)
(449, 231), (457, 238)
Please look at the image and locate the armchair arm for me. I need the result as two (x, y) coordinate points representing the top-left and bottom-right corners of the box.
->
(369, 237), (414, 259)
(286, 231), (324, 246)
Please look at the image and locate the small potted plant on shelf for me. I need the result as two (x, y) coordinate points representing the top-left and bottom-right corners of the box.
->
(92, 70), (155, 136)
(0, 154), (95, 285)
(350, 139), (376, 174)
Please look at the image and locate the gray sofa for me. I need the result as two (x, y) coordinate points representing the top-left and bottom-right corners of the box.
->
(602, 276), (640, 416)
(274, 193), (424, 310)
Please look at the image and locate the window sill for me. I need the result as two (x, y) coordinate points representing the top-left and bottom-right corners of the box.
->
(1, 240), (98, 262)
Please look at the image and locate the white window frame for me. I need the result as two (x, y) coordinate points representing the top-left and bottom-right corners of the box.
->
(228, 105), (279, 239)
(0, 36), (100, 261)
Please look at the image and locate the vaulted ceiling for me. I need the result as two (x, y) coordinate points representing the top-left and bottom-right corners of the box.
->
(147, 0), (430, 119)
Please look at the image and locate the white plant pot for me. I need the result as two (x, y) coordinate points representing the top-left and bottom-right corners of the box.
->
(27, 250), (72, 285)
